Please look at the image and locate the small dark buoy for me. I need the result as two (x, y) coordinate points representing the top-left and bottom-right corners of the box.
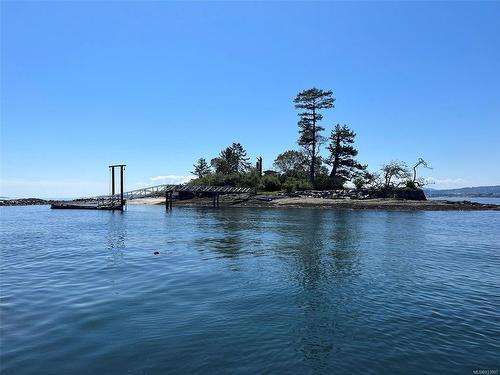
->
(154, 251), (159, 255)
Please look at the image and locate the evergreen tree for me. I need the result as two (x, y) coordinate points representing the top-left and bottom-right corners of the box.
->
(211, 149), (234, 175)
(327, 124), (366, 186)
(230, 142), (251, 173)
(294, 88), (335, 184)
(211, 143), (250, 175)
(191, 158), (211, 178)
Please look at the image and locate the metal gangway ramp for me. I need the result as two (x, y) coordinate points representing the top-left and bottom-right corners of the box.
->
(104, 184), (254, 200)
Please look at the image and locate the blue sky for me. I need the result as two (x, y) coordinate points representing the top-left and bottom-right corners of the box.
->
(1, 1), (499, 198)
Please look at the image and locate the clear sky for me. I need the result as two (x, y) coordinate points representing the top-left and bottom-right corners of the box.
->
(1, 1), (499, 198)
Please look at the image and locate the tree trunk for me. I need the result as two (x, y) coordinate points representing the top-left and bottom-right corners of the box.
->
(310, 107), (316, 185)
(329, 132), (341, 178)
(385, 174), (392, 188)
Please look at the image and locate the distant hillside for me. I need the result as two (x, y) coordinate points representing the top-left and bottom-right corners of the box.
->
(424, 185), (500, 198)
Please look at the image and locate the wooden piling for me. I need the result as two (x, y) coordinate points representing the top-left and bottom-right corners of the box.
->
(165, 190), (173, 210)
(212, 193), (220, 208)
(120, 166), (124, 211)
(111, 167), (115, 195)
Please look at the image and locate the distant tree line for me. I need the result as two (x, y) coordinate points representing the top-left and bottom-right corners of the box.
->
(189, 88), (431, 192)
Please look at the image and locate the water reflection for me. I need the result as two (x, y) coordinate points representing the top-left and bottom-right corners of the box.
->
(105, 212), (127, 262)
(268, 209), (362, 288)
(269, 209), (363, 370)
(326, 210), (363, 282)
(192, 208), (260, 260)
(210, 210), (247, 258)
(289, 209), (328, 288)
(189, 208), (365, 370)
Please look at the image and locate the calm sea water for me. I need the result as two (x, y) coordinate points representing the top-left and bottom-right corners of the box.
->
(1, 205), (499, 374)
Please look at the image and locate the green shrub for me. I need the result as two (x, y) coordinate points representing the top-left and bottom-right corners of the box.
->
(314, 174), (342, 190)
(189, 173), (241, 187)
(282, 177), (312, 193)
(259, 175), (281, 192)
(221, 174), (241, 187)
(263, 170), (279, 177)
(353, 176), (365, 190)
(240, 170), (261, 188)
(296, 179), (313, 191)
(282, 179), (296, 194)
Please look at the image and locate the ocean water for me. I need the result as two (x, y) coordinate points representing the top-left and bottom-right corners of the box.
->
(1, 205), (499, 374)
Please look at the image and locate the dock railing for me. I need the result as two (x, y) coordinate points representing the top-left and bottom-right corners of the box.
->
(89, 184), (254, 201)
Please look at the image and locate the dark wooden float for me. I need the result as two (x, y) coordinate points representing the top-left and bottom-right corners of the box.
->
(50, 198), (124, 210)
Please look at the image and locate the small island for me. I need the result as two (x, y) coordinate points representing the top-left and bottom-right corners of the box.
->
(124, 88), (498, 211)
(2, 88), (499, 211)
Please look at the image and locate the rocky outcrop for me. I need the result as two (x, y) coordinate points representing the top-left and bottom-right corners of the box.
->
(0, 198), (53, 206)
(287, 187), (427, 201)
(371, 187), (427, 200)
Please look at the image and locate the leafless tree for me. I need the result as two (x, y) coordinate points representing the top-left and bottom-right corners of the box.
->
(412, 158), (432, 187)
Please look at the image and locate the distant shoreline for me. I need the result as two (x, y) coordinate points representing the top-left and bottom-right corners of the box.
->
(428, 195), (500, 199)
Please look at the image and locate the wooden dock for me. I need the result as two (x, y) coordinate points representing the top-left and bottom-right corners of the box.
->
(51, 164), (127, 211)
(125, 185), (254, 209)
(51, 184), (254, 211)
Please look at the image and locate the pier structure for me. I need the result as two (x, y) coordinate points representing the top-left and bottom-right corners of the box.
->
(105, 184), (253, 210)
(116, 184), (253, 200)
(51, 164), (127, 211)
(109, 164), (126, 210)
(50, 165), (253, 211)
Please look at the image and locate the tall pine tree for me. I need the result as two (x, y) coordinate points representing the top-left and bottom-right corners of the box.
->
(231, 143), (251, 173)
(294, 88), (335, 184)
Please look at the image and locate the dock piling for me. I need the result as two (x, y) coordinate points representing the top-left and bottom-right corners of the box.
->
(109, 164), (126, 211)
(120, 166), (124, 210)
(213, 193), (220, 208)
(165, 190), (173, 210)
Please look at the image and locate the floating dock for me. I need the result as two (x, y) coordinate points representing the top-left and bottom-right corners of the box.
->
(50, 198), (124, 210)
(51, 164), (127, 211)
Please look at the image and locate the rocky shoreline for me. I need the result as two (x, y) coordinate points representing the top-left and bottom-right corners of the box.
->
(0, 198), (56, 206)
(3, 194), (500, 211)
(129, 194), (500, 211)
